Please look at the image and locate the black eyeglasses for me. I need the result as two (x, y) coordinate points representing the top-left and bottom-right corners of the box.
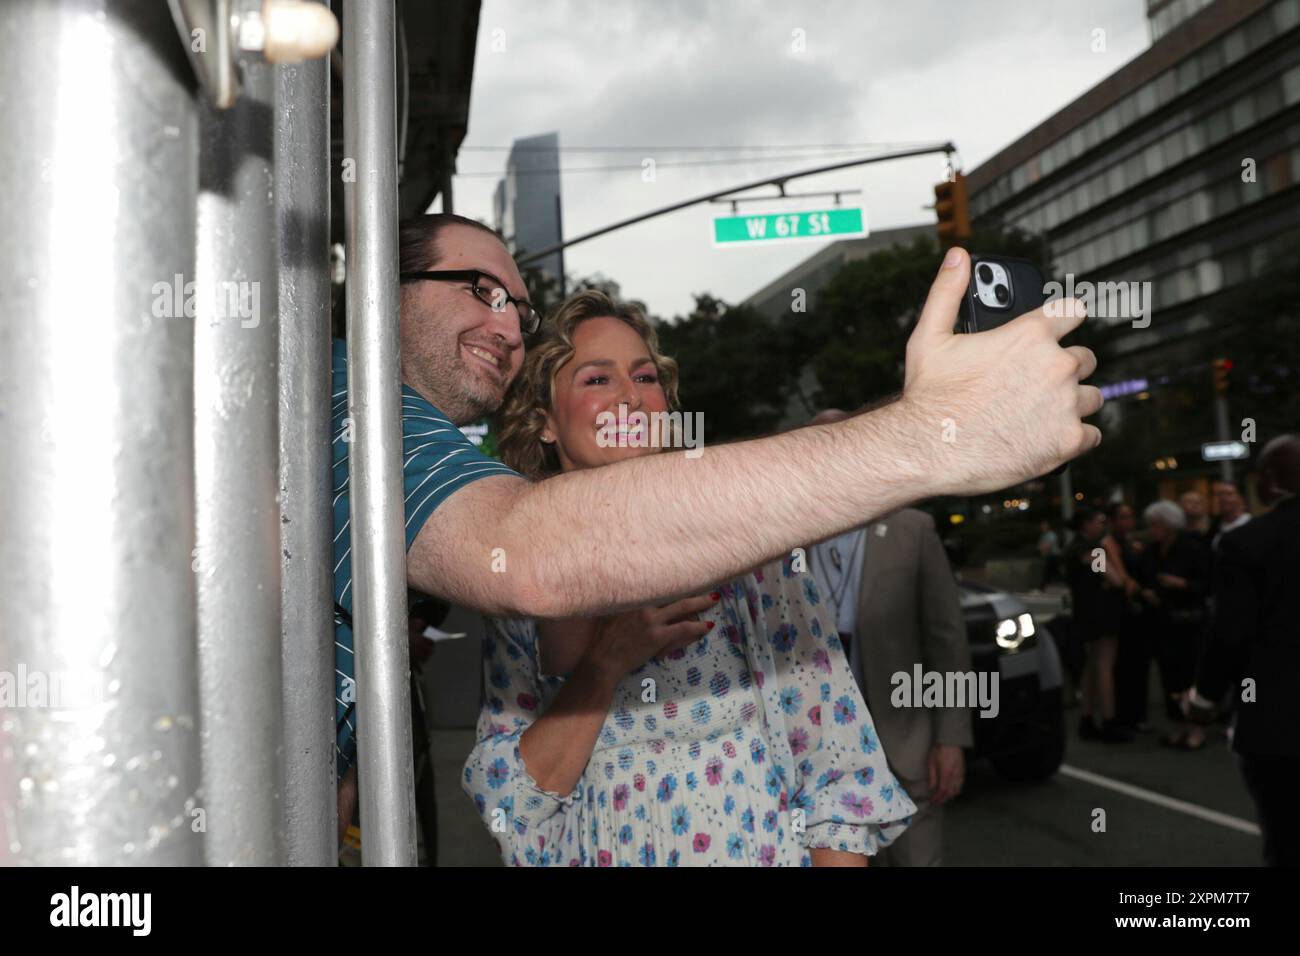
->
(399, 269), (541, 335)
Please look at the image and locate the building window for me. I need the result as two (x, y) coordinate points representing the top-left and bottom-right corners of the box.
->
(1138, 83), (1157, 116)
(1230, 97), (1255, 134)
(1102, 107), (1120, 139)
(1284, 64), (1300, 106)
(1223, 28), (1246, 65)
(1197, 259), (1223, 296)
(1277, 0), (1300, 32)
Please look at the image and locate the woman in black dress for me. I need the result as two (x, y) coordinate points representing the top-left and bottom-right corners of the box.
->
(1107, 502), (1151, 731)
(1137, 500), (1211, 750)
(1065, 508), (1134, 742)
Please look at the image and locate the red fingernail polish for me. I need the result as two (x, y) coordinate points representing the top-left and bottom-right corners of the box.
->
(710, 591), (721, 601)
(707, 621), (715, 630)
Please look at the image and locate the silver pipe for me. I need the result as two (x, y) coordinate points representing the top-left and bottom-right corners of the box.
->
(194, 56), (285, 866)
(0, 0), (202, 865)
(343, 0), (417, 866)
(276, 11), (337, 867)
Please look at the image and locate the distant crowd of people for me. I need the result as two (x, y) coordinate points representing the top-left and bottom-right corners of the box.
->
(1042, 440), (1300, 865)
(1048, 480), (1250, 746)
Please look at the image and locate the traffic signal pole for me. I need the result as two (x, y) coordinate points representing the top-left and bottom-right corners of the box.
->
(1213, 359), (1234, 482)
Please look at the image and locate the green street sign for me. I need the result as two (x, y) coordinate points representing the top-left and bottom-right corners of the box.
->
(713, 207), (867, 245)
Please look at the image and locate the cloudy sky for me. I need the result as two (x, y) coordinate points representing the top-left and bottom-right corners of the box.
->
(446, 0), (1150, 319)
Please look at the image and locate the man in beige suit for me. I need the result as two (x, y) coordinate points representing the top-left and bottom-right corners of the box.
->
(809, 410), (973, 866)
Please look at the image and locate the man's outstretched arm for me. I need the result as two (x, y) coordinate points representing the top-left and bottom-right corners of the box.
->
(409, 248), (1101, 619)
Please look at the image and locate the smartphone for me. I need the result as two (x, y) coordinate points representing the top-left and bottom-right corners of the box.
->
(955, 253), (1069, 476)
(956, 254), (1047, 334)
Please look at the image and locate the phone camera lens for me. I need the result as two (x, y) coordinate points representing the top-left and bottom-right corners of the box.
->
(977, 264), (994, 284)
(994, 283), (1009, 304)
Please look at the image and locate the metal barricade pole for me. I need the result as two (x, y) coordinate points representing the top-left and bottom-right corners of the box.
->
(194, 55), (286, 866)
(342, 0), (418, 866)
(275, 4), (338, 867)
(0, 0), (203, 865)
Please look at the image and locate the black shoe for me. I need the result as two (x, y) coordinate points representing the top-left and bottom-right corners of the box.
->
(1099, 720), (1134, 743)
(1078, 717), (1101, 740)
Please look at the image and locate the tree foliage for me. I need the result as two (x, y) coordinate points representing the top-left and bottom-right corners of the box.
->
(653, 294), (801, 441)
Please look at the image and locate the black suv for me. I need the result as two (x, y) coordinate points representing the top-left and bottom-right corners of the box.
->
(957, 580), (1066, 781)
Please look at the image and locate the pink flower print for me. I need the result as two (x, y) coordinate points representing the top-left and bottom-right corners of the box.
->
(705, 757), (724, 786)
(516, 692), (537, 711)
(788, 726), (810, 755)
(840, 791), (874, 819)
(722, 741), (737, 759)
(633, 772), (646, 792)
(693, 832), (712, 853)
(758, 845), (777, 866)
(812, 649), (832, 674)
(613, 784), (629, 811)
(598, 849), (612, 867)
(663, 700), (678, 720)
(753, 670), (765, 689)
(808, 705), (821, 726)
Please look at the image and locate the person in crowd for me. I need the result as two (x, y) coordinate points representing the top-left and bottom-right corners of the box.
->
(1186, 435), (1300, 865)
(1179, 489), (1213, 552)
(1064, 508), (1133, 742)
(329, 214), (1101, 844)
(461, 293), (914, 866)
(1137, 500), (1211, 750)
(1037, 519), (1063, 588)
(1211, 478), (1251, 549)
(808, 410), (971, 867)
(1107, 501), (1151, 733)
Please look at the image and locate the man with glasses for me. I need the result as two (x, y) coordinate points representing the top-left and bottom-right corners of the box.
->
(331, 213), (1104, 851)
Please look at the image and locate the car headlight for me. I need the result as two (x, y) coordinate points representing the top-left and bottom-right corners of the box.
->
(995, 613), (1036, 650)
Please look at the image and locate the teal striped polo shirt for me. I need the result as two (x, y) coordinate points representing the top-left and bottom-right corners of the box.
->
(331, 339), (517, 778)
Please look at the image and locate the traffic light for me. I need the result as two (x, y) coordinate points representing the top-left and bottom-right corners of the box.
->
(934, 171), (971, 247)
(1212, 357), (1233, 394)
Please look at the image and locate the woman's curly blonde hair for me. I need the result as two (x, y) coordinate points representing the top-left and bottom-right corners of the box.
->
(495, 289), (680, 480)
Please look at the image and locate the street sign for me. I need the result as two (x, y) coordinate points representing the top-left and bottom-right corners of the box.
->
(713, 207), (867, 246)
(1201, 440), (1249, 462)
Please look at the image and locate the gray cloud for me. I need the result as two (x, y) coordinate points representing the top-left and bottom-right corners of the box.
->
(455, 0), (1148, 318)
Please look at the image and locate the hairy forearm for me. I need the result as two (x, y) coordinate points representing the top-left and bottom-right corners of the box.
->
(503, 399), (935, 618)
(517, 658), (619, 796)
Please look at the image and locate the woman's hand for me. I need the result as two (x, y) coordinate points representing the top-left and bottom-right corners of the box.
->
(1156, 572), (1187, 590)
(584, 593), (719, 684)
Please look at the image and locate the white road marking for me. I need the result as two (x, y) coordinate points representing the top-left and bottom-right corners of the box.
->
(1059, 763), (1261, 837)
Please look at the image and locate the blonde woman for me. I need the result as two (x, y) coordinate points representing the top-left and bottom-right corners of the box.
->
(462, 290), (914, 866)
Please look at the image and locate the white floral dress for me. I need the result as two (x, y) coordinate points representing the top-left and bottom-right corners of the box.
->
(462, 555), (915, 866)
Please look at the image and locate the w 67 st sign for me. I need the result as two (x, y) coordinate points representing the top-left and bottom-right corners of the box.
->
(713, 207), (867, 246)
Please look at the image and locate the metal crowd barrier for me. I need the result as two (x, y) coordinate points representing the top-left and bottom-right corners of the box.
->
(0, 0), (413, 867)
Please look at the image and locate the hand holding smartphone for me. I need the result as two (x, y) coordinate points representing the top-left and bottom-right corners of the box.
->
(956, 254), (1070, 477)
